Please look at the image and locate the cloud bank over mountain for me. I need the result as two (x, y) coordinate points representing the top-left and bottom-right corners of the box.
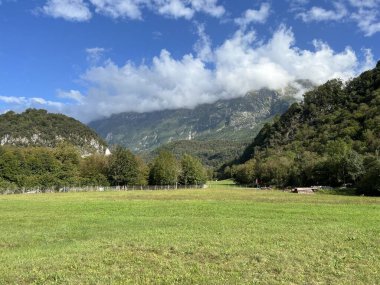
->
(0, 1), (378, 122)
(55, 24), (372, 122)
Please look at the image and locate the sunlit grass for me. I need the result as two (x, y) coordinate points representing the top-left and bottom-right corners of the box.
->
(0, 188), (379, 284)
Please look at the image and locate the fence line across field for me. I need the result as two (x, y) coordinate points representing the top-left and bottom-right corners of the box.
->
(0, 184), (210, 195)
(0, 183), (262, 195)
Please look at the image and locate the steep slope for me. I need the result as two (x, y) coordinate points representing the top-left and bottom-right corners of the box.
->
(0, 109), (107, 155)
(241, 62), (380, 161)
(89, 87), (304, 153)
(235, 61), (380, 190)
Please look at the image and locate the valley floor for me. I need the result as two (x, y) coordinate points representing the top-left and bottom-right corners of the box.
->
(0, 188), (379, 284)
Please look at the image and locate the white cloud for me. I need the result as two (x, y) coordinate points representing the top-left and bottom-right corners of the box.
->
(235, 3), (271, 28)
(41, 0), (92, 21)
(348, 0), (380, 8)
(294, 0), (380, 36)
(39, 0), (225, 21)
(152, 31), (163, 39)
(154, 0), (194, 19)
(189, 0), (225, 18)
(54, 25), (372, 122)
(2, 24), (374, 122)
(359, 48), (376, 72)
(88, 0), (143, 19)
(0, 95), (27, 104)
(297, 2), (347, 22)
(75, 50), (216, 121)
(289, 0), (309, 5)
(0, 95), (64, 108)
(193, 23), (213, 62)
(57, 89), (85, 102)
(351, 7), (380, 36)
(86, 47), (106, 65)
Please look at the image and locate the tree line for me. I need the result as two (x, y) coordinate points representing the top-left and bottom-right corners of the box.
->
(0, 144), (208, 192)
(229, 140), (379, 196)
(231, 62), (380, 196)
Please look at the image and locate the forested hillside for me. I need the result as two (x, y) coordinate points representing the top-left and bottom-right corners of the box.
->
(234, 62), (380, 195)
(146, 139), (248, 170)
(0, 109), (107, 155)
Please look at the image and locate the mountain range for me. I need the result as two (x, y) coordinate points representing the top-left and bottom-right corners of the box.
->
(89, 81), (313, 166)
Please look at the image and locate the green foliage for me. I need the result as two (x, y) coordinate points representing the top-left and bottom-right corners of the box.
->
(0, 178), (17, 193)
(80, 154), (109, 186)
(0, 146), (20, 183)
(237, 62), (380, 193)
(231, 159), (256, 185)
(0, 145), (80, 189)
(53, 143), (81, 186)
(179, 154), (207, 185)
(256, 155), (294, 187)
(358, 157), (380, 196)
(149, 151), (180, 185)
(0, 144), (209, 189)
(108, 146), (148, 186)
(149, 139), (250, 170)
(0, 108), (107, 154)
(135, 156), (149, 186)
(322, 140), (364, 186)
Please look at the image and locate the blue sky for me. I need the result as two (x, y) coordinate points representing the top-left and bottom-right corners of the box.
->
(0, 0), (379, 122)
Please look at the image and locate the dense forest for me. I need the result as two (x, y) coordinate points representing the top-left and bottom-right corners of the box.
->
(232, 61), (380, 195)
(0, 144), (207, 193)
(0, 109), (107, 155)
(147, 139), (249, 170)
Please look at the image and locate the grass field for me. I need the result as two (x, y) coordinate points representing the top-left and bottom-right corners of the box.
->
(0, 185), (379, 284)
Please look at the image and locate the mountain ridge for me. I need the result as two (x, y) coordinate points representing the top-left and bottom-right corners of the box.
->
(88, 84), (313, 154)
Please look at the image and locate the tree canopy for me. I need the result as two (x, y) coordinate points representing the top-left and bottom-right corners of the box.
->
(234, 61), (380, 195)
(179, 154), (207, 185)
(149, 151), (180, 185)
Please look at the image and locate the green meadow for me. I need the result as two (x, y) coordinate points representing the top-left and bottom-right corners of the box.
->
(0, 184), (379, 284)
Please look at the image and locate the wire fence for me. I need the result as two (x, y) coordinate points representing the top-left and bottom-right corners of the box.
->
(206, 182), (267, 190)
(0, 184), (208, 195)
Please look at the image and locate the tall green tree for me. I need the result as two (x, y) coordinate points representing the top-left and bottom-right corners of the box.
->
(0, 146), (20, 183)
(232, 159), (256, 185)
(53, 143), (81, 186)
(108, 146), (141, 185)
(135, 156), (149, 186)
(358, 157), (380, 196)
(323, 140), (364, 186)
(179, 154), (207, 185)
(256, 155), (293, 187)
(149, 151), (180, 185)
(80, 154), (109, 186)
